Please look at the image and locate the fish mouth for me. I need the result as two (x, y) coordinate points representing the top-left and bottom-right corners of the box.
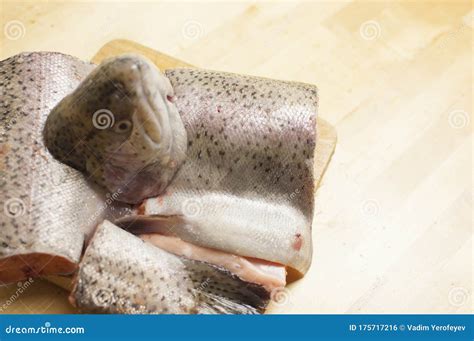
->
(133, 60), (170, 145)
(134, 86), (161, 145)
(134, 112), (161, 146)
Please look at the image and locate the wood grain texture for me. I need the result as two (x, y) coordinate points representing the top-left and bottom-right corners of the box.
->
(93, 39), (193, 69)
(0, 0), (472, 314)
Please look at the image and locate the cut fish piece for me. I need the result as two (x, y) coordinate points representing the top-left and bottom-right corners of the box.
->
(71, 221), (270, 314)
(0, 53), (104, 283)
(128, 68), (318, 275)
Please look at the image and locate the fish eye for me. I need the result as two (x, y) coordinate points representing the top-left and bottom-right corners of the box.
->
(114, 120), (132, 133)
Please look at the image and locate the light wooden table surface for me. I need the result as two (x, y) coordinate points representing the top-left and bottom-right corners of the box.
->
(0, 1), (472, 314)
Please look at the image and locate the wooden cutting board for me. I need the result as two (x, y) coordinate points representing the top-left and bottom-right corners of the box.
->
(0, 40), (336, 314)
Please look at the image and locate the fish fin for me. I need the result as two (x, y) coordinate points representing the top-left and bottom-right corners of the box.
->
(183, 259), (269, 314)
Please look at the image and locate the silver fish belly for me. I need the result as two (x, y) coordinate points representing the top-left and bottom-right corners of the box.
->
(0, 52), (104, 283)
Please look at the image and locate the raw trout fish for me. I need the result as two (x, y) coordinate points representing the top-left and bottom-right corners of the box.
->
(0, 53), (104, 283)
(44, 54), (318, 314)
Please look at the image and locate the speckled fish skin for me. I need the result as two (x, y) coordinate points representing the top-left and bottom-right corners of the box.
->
(44, 55), (187, 204)
(125, 68), (317, 275)
(71, 220), (269, 314)
(43, 57), (317, 274)
(0, 52), (104, 283)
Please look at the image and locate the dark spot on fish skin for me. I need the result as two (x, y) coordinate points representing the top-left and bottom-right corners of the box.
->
(293, 233), (303, 251)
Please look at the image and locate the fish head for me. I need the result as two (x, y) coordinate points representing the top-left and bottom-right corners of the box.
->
(44, 54), (187, 204)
